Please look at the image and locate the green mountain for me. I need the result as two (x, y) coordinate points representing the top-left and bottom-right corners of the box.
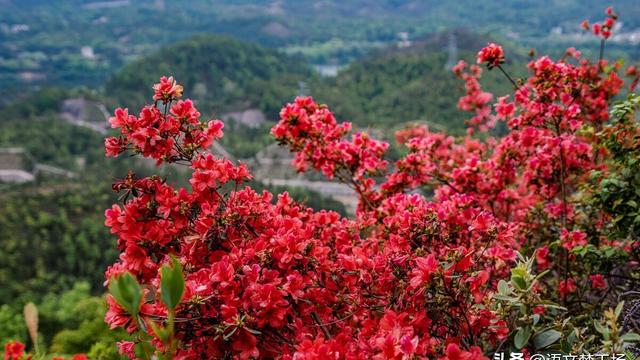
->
(310, 30), (520, 135)
(104, 35), (312, 119)
(2, 0), (639, 101)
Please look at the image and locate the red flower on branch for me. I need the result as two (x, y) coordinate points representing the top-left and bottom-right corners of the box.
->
(153, 76), (183, 103)
(476, 43), (505, 69)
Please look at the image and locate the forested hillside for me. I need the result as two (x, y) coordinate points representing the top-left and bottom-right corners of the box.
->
(105, 35), (311, 119)
(310, 48), (519, 133)
(0, 185), (117, 301)
(2, 0), (639, 99)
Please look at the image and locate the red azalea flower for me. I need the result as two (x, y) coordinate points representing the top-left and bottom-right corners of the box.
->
(117, 341), (136, 358)
(3, 341), (26, 360)
(105, 295), (133, 331)
(476, 43), (505, 68)
(559, 278), (577, 296)
(409, 254), (438, 289)
(153, 76), (183, 103)
(535, 246), (550, 270)
(560, 229), (588, 251)
(441, 343), (488, 360)
(589, 274), (607, 290)
(105, 137), (124, 157)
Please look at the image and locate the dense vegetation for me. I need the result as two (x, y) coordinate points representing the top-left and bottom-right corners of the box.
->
(1, 282), (127, 359)
(312, 50), (518, 134)
(104, 35), (311, 119)
(0, 117), (110, 170)
(2, 0), (640, 101)
(0, 183), (117, 301)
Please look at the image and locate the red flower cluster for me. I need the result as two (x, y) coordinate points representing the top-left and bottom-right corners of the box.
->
(381, 32), (632, 320)
(589, 274), (607, 290)
(453, 60), (495, 133)
(581, 7), (617, 40)
(1, 340), (86, 360)
(3, 341), (27, 360)
(102, 10), (638, 359)
(272, 98), (388, 208)
(271, 97), (391, 213)
(105, 91), (223, 163)
(476, 43), (505, 69)
(152, 76), (183, 103)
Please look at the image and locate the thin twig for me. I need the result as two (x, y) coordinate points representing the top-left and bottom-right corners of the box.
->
(497, 64), (519, 89)
(311, 312), (331, 339)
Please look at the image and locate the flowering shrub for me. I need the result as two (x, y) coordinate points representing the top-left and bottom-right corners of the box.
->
(2, 340), (87, 360)
(100, 7), (640, 360)
(3, 340), (26, 360)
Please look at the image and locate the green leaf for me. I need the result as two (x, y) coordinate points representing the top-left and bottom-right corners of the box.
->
(566, 329), (577, 346)
(498, 280), (511, 295)
(613, 198), (623, 209)
(244, 326), (262, 335)
(540, 303), (568, 312)
(511, 275), (527, 290)
(533, 270), (549, 282)
(492, 294), (518, 302)
(109, 272), (142, 316)
(532, 314), (540, 326)
(533, 329), (562, 350)
(511, 267), (527, 278)
(134, 341), (153, 359)
(594, 320), (610, 336)
(148, 320), (170, 344)
(615, 301), (625, 318)
(223, 325), (239, 340)
(160, 256), (185, 310)
(621, 332), (640, 342)
(514, 326), (532, 349)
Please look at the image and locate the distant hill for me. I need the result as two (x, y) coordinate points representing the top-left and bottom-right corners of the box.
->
(104, 35), (312, 119)
(2, 0), (639, 99)
(310, 29), (520, 134)
(371, 28), (491, 58)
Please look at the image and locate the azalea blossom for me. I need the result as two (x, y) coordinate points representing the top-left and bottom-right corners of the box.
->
(152, 76), (183, 103)
(476, 43), (505, 68)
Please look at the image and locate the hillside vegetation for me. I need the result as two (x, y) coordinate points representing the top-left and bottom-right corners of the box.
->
(105, 35), (311, 119)
(2, 0), (639, 100)
(312, 50), (519, 134)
